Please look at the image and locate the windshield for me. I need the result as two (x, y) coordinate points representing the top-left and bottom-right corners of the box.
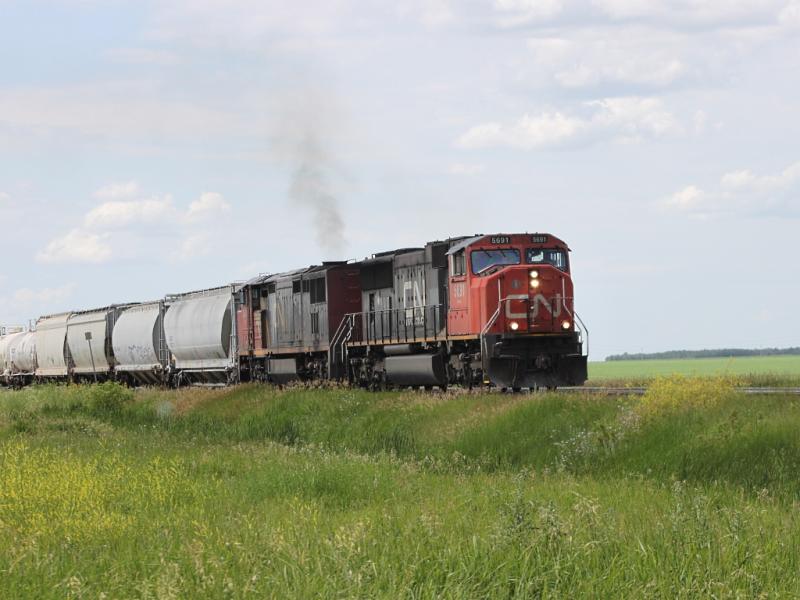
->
(526, 248), (568, 272)
(471, 249), (520, 274)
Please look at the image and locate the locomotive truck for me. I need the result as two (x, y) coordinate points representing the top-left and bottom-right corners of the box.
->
(1, 232), (588, 390)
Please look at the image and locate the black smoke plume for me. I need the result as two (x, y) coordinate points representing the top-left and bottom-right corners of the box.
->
(288, 133), (346, 255)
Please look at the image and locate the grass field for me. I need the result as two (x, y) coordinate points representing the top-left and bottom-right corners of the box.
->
(2, 380), (800, 597)
(589, 354), (800, 384)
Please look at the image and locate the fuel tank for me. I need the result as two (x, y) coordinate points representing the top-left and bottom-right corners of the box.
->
(385, 353), (447, 386)
(267, 357), (299, 383)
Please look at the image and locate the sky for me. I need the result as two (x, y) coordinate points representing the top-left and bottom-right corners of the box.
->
(1, 0), (799, 359)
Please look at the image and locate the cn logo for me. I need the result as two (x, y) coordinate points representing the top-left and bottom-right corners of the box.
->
(505, 294), (563, 320)
(531, 294), (562, 318)
(505, 294), (528, 319)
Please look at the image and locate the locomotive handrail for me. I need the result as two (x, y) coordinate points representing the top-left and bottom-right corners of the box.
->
(574, 312), (589, 358)
(480, 294), (513, 380)
(340, 304), (445, 346)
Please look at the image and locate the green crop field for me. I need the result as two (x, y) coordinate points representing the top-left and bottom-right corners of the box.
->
(2, 380), (800, 598)
(589, 354), (800, 383)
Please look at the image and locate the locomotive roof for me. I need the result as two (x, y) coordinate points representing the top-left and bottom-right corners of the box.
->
(446, 235), (485, 256)
(244, 261), (350, 287)
(446, 233), (569, 256)
(359, 247), (424, 266)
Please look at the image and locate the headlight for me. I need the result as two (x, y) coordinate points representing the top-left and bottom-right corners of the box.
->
(561, 320), (571, 330)
(509, 321), (519, 331)
(530, 279), (540, 289)
(529, 270), (539, 279)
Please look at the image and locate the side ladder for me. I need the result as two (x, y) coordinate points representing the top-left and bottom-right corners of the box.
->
(328, 314), (355, 380)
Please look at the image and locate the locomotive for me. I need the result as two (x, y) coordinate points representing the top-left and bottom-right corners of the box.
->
(0, 233), (588, 390)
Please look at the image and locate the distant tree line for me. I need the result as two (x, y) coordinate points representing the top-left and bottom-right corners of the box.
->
(606, 348), (800, 361)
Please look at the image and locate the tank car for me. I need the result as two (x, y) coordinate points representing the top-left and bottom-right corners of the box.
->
(66, 306), (130, 382)
(111, 301), (171, 385)
(7, 331), (36, 385)
(1, 326), (34, 386)
(34, 313), (72, 381)
(164, 285), (240, 385)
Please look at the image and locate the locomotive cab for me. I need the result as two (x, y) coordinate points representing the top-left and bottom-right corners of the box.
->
(447, 233), (587, 389)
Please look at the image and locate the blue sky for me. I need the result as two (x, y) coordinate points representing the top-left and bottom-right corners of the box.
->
(1, 0), (799, 359)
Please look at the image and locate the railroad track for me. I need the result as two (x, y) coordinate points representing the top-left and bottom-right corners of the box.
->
(2, 384), (799, 396)
(557, 386), (800, 396)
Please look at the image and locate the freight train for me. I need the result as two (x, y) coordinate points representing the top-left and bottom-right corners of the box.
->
(0, 233), (588, 390)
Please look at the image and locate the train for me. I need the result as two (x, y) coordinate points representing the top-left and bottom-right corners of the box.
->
(0, 233), (588, 390)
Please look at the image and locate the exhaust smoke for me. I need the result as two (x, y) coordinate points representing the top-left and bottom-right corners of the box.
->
(288, 133), (346, 255)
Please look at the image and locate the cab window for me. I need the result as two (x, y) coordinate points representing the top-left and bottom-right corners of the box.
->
(450, 250), (466, 276)
(526, 248), (568, 272)
(471, 249), (520, 275)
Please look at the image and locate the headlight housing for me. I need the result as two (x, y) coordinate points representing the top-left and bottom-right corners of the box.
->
(561, 320), (571, 330)
(509, 321), (519, 331)
(530, 279), (541, 289)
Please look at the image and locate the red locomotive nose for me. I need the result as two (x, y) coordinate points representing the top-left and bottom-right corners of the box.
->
(529, 265), (574, 333)
(498, 265), (574, 334)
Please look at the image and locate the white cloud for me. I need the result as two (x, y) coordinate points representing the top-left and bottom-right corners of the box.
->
(150, 1), (354, 46)
(12, 283), (76, 307)
(93, 181), (140, 200)
(0, 83), (247, 142)
(527, 31), (687, 89)
(458, 112), (583, 150)
(36, 229), (113, 264)
(106, 47), (182, 66)
(589, 97), (680, 139)
(0, 283), (76, 322)
(177, 233), (211, 260)
(85, 195), (176, 229)
(664, 184), (705, 210)
(662, 161), (800, 217)
(400, 0), (455, 28)
(591, 0), (785, 25)
(39, 186), (231, 264)
(779, 1), (800, 27)
(448, 163), (485, 175)
(493, 0), (563, 25)
(186, 192), (231, 220)
(457, 97), (681, 150)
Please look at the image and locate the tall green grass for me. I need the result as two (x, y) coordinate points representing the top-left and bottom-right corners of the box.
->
(2, 380), (800, 597)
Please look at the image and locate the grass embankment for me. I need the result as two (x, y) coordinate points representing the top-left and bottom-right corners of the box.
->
(1, 380), (800, 597)
(589, 354), (800, 387)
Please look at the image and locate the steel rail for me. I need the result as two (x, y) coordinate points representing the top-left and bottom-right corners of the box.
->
(554, 386), (800, 396)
